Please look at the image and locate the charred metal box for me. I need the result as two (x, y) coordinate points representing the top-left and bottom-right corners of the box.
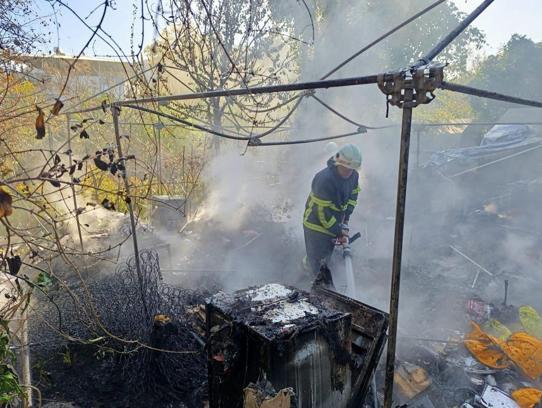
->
(206, 283), (388, 408)
(313, 287), (389, 405)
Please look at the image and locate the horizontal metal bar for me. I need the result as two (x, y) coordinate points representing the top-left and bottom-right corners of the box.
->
(441, 81), (542, 109)
(118, 74), (379, 105)
(65, 73), (380, 115)
(115, 74), (379, 106)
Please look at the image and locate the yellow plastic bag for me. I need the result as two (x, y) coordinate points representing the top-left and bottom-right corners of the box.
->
(512, 387), (542, 408)
(464, 322), (509, 369)
(501, 332), (542, 380)
(519, 306), (542, 339)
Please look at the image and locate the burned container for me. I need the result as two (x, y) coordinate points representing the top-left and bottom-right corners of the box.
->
(206, 283), (388, 408)
(313, 286), (389, 404)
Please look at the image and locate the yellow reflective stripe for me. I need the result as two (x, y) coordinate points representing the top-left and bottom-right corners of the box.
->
(317, 205), (336, 229)
(303, 219), (336, 236)
(304, 195), (336, 236)
(353, 185), (361, 194)
(309, 193), (331, 206)
(309, 192), (349, 212)
(347, 199), (357, 207)
(309, 192), (333, 207)
(303, 203), (313, 221)
(310, 192), (343, 212)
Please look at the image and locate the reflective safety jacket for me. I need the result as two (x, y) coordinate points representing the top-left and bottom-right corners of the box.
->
(303, 158), (360, 237)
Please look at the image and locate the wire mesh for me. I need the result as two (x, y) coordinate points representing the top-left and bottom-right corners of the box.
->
(30, 249), (209, 406)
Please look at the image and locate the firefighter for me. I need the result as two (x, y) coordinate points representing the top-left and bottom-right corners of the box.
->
(303, 143), (362, 277)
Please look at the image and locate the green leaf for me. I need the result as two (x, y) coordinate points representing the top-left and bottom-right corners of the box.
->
(35, 272), (53, 289)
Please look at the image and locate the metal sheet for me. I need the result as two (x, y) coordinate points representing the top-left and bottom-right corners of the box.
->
(480, 385), (520, 408)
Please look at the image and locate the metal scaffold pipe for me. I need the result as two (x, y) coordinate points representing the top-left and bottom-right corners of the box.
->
(383, 87), (414, 408)
(419, 0), (495, 65)
(320, 0), (446, 80)
(117, 74), (380, 106)
(441, 81), (542, 109)
(66, 74), (380, 115)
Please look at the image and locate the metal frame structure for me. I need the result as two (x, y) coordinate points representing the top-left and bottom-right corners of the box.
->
(60, 0), (542, 405)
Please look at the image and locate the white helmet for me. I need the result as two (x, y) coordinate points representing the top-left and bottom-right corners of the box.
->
(335, 143), (362, 170)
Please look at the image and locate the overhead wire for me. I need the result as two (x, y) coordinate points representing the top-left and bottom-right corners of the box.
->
(310, 94), (395, 130)
(123, 104), (272, 141)
(250, 129), (366, 146)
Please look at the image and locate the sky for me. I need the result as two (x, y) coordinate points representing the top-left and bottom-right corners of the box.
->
(452, 0), (542, 54)
(40, 0), (542, 59)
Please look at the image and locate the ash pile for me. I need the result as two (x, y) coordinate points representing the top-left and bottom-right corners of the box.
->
(29, 249), (210, 408)
(206, 283), (388, 408)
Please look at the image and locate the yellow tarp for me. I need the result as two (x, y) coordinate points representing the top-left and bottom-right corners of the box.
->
(520, 306), (542, 340)
(464, 322), (509, 369)
(465, 322), (542, 380)
(501, 332), (542, 380)
(512, 388), (542, 408)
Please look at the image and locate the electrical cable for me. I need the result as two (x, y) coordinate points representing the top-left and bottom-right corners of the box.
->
(122, 103), (299, 141)
(250, 129), (366, 146)
(310, 94), (395, 130)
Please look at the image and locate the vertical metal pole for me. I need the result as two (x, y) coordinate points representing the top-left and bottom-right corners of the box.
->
(66, 115), (84, 251)
(383, 87), (414, 408)
(112, 106), (150, 321)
